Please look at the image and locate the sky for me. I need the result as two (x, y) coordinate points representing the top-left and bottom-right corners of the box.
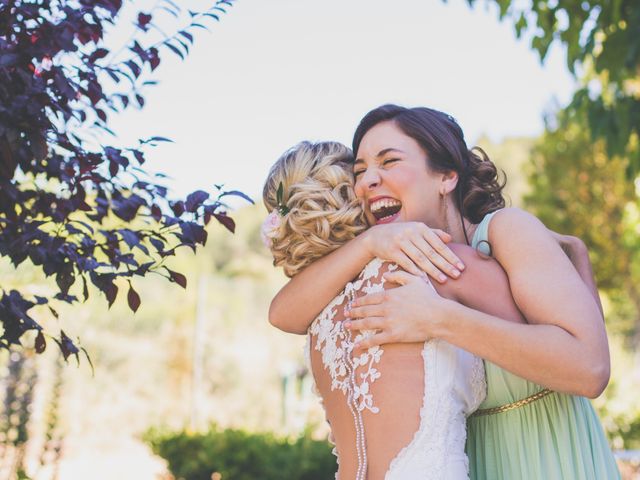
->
(106, 0), (576, 204)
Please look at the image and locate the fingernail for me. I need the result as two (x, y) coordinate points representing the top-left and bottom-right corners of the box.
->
(344, 321), (351, 329)
(452, 269), (461, 278)
(457, 262), (465, 270)
(439, 274), (447, 282)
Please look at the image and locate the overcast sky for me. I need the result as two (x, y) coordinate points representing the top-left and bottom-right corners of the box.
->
(106, 0), (576, 203)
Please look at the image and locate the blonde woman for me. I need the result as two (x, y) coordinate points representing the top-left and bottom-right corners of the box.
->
(262, 140), (527, 479)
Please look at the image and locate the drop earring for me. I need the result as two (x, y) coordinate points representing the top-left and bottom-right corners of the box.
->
(440, 192), (451, 234)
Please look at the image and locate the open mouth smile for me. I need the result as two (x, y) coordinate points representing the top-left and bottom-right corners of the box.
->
(369, 197), (402, 224)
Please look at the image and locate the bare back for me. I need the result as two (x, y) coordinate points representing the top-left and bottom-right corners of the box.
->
(307, 245), (525, 479)
(308, 261), (424, 479)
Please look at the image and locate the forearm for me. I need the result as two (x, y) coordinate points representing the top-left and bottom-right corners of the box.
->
(435, 300), (610, 398)
(269, 230), (375, 334)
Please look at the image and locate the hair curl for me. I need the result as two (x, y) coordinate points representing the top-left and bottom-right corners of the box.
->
(352, 104), (506, 236)
(262, 141), (366, 277)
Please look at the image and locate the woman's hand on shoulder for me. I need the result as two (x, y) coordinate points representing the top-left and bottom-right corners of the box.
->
(547, 229), (588, 262)
(360, 222), (465, 283)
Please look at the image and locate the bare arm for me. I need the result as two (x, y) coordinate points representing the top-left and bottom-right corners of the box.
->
(269, 229), (374, 334)
(346, 208), (610, 398)
(435, 244), (606, 395)
(434, 302), (608, 398)
(269, 223), (463, 334)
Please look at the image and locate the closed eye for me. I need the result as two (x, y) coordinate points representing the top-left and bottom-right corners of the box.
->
(354, 158), (399, 178)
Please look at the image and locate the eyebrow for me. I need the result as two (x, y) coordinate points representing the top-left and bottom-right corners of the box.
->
(354, 148), (406, 165)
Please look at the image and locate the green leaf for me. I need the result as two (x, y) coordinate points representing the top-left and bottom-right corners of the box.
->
(276, 182), (284, 206)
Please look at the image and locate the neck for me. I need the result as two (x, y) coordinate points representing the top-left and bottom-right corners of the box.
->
(445, 207), (477, 245)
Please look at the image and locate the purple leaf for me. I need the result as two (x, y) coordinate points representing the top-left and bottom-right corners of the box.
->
(127, 282), (141, 312)
(166, 268), (187, 288)
(35, 330), (46, 353)
(137, 12), (152, 30)
(214, 213), (235, 233)
(219, 190), (255, 205)
(171, 200), (185, 217)
(186, 190), (209, 212)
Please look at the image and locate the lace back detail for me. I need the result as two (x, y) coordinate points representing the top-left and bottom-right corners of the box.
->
(308, 258), (395, 480)
(307, 258), (486, 480)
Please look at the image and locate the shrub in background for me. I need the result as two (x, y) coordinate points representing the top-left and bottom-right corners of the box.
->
(144, 425), (336, 480)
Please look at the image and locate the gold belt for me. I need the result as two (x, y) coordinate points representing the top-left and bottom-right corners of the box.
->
(470, 388), (553, 417)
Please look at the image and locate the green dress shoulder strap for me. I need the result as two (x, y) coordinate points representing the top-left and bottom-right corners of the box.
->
(470, 210), (499, 256)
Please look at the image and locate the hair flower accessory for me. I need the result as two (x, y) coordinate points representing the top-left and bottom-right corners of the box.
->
(261, 182), (289, 248)
(261, 210), (281, 248)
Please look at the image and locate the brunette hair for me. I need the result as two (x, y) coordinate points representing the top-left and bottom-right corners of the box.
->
(262, 141), (366, 277)
(352, 104), (505, 239)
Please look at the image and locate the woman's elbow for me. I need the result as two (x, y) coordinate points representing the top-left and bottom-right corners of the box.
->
(268, 303), (307, 335)
(580, 360), (610, 399)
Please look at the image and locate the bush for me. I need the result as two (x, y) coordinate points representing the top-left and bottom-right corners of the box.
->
(144, 425), (336, 480)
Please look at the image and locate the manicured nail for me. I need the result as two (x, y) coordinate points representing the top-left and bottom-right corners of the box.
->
(439, 274), (447, 282)
(457, 262), (465, 270)
(452, 269), (461, 278)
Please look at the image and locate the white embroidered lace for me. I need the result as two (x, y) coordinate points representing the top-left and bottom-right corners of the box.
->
(306, 258), (486, 480)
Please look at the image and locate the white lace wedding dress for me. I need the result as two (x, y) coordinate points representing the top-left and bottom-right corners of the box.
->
(305, 258), (486, 480)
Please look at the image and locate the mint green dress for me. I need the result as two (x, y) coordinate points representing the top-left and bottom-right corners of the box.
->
(465, 211), (620, 480)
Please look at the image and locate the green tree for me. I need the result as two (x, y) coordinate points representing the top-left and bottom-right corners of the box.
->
(468, 0), (640, 173)
(525, 106), (640, 342)
(466, 0), (640, 340)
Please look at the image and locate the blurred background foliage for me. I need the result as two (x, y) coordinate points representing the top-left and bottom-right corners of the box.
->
(1, 0), (639, 478)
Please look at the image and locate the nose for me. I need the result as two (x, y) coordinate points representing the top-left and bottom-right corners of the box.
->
(360, 166), (381, 191)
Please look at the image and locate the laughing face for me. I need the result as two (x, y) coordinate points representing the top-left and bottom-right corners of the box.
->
(353, 121), (448, 229)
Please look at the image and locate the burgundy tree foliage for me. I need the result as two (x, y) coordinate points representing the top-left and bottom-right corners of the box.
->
(0, 0), (248, 362)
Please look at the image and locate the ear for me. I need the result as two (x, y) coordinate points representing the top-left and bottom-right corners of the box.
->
(440, 170), (459, 196)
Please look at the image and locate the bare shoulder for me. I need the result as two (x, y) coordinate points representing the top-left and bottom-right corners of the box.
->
(435, 243), (508, 302)
(489, 208), (573, 279)
(490, 207), (548, 242)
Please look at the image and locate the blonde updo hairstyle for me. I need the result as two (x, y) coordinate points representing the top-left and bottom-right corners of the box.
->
(262, 141), (366, 277)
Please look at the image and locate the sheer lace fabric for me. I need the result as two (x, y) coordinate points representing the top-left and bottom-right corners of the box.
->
(305, 258), (486, 479)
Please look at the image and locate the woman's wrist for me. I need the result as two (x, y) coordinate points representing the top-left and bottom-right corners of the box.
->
(426, 297), (458, 340)
(358, 225), (379, 260)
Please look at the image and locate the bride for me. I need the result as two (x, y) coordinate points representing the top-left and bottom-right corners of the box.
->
(262, 141), (526, 479)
